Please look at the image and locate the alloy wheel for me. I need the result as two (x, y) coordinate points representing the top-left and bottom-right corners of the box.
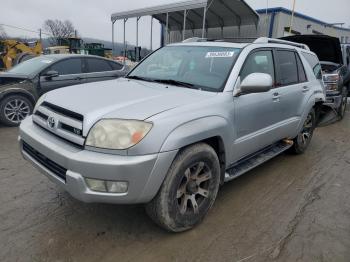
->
(176, 161), (212, 215)
(4, 98), (31, 124)
(297, 113), (314, 147)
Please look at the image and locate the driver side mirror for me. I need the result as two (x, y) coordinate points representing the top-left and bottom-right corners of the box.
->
(239, 73), (273, 95)
(43, 70), (59, 79)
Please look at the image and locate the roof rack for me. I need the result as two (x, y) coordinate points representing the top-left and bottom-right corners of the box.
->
(182, 37), (310, 50)
(253, 37), (310, 50)
(182, 37), (258, 43)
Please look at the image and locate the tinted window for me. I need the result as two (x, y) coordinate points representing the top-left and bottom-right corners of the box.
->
(240, 50), (275, 83)
(296, 54), (307, 82)
(48, 58), (82, 75)
(302, 52), (322, 80)
(86, 58), (113, 73)
(275, 50), (298, 86)
(109, 61), (123, 70)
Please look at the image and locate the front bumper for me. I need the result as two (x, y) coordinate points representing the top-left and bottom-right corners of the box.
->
(19, 117), (178, 204)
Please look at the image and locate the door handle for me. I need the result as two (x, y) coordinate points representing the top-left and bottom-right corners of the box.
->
(272, 92), (281, 102)
(75, 76), (82, 80)
(302, 86), (310, 93)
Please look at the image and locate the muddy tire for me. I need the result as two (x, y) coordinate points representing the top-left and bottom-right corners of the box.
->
(0, 95), (33, 126)
(337, 88), (348, 120)
(290, 109), (316, 155)
(146, 143), (220, 232)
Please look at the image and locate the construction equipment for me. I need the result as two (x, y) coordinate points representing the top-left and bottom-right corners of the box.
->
(0, 40), (42, 70)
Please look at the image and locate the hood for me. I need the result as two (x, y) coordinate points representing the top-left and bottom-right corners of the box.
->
(0, 72), (30, 86)
(281, 35), (343, 65)
(44, 78), (216, 132)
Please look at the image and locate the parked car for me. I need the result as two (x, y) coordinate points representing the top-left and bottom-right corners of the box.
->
(282, 35), (349, 119)
(19, 38), (326, 232)
(341, 43), (350, 71)
(0, 54), (128, 126)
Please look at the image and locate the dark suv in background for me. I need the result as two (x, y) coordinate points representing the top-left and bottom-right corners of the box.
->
(0, 54), (128, 126)
(282, 35), (349, 119)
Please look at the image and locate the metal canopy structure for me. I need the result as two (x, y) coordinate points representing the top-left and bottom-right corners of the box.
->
(110, 0), (259, 62)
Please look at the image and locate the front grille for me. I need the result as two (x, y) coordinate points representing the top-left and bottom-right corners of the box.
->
(32, 102), (85, 147)
(23, 142), (67, 181)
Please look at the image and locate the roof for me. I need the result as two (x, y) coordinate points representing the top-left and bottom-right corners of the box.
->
(256, 7), (350, 33)
(111, 0), (259, 29)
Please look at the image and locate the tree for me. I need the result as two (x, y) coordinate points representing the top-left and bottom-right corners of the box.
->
(0, 25), (7, 40)
(43, 19), (76, 45)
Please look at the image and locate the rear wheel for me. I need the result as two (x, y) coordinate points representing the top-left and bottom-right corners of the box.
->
(146, 143), (220, 232)
(0, 95), (33, 126)
(290, 109), (316, 154)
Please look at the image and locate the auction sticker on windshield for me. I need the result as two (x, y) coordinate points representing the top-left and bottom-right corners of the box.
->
(206, 51), (235, 58)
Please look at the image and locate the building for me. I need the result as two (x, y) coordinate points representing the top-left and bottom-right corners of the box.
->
(253, 8), (350, 43)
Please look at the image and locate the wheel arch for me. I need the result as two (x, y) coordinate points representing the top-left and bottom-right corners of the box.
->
(0, 89), (36, 106)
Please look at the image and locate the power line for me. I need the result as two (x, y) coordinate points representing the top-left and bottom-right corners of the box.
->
(0, 23), (50, 36)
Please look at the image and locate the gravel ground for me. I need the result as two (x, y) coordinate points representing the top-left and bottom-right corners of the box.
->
(0, 109), (349, 262)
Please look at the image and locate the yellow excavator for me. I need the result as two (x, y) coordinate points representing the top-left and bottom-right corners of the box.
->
(0, 40), (42, 71)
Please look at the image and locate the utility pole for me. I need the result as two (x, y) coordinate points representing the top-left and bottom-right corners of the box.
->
(289, 0), (296, 34)
(39, 28), (42, 41)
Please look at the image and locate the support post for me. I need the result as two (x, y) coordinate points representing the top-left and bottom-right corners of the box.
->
(112, 21), (115, 56)
(166, 12), (169, 44)
(289, 0), (296, 34)
(136, 17), (140, 61)
(123, 18), (127, 65)
(150, 17), (153, 51)
(182, 9), (187, 41)
(202, 7), (207, 38)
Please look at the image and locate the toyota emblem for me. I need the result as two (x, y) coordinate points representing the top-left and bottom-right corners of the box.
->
(47, 116), (56, 129)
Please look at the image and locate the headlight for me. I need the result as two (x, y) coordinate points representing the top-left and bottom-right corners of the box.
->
(85, 119), (152, 150)
(34, 94), (46, 112)
(323, 73), (339, 83)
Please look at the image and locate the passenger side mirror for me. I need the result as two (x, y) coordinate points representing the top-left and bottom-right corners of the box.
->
(239, 73), (273, 95)
(43, 70), (59, 79)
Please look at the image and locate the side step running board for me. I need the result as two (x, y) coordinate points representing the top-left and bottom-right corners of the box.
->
(224, 140), (293, 182)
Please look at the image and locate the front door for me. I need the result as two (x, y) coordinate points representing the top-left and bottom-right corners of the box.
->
(232, 49), (282, 162)
(39, 58), (84, 95)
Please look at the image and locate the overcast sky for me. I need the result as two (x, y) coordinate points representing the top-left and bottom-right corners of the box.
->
(2, 0), (350, 49)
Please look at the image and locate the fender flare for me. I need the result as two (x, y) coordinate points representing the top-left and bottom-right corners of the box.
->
(160, 115), (231, 163)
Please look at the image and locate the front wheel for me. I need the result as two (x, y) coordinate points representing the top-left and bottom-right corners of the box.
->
(0, 95), (33, 126)
(290, 109), (316, 154)
(146, 143), (221, 232)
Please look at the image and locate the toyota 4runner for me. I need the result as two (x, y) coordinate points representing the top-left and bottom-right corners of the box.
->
(19, 38), (326, 232)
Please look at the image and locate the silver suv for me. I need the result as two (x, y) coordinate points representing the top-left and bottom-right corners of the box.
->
(19, 38), (326, 232)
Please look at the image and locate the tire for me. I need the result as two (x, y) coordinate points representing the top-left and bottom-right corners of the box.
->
(146, 143), (221, 232)
(290, 109), (316, 155)
(0, 95), (34, 126)
(337, 88), (348, 120)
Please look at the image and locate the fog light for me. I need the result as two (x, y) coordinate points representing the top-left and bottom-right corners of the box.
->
(85, 178), (128, 193)
(85, 178), (107, 192)
(106, 181), (128, 193)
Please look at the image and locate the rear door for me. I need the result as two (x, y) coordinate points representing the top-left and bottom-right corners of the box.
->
(273, 49), (308, 132)
(39, 58), (84, 94)
(82, 57), (125, 84)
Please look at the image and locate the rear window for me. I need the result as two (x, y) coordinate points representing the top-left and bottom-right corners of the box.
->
(86, 58), (113, 73)
(275, 50), (298, 86)
(302, 52), (322, 80)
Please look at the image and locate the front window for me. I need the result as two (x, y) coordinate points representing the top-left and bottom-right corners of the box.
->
(128, 45), (241, 92)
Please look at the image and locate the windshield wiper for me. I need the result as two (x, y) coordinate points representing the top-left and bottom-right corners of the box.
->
(152, 79), (199, 89)
(126, 75), (157, 83)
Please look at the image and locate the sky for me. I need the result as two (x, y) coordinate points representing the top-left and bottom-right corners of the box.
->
(2, 0), (350, 49)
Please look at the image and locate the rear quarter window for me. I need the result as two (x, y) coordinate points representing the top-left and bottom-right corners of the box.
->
(302, 52), (322, 80)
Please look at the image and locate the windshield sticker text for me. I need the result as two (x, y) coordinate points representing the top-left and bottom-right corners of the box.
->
(205, 51), (235, 58)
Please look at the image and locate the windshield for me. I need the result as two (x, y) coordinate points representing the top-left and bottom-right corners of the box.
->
(128, 45), (241, 91)
(8, 56), (55, 75)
